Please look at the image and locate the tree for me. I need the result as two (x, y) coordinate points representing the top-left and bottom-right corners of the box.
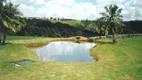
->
(0, 0), (6, 44)
(99, 4), (124, 43)
(0, 0), (25, 45)
(95, 18), (105, 38)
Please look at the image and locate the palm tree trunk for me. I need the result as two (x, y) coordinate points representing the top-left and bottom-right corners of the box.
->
(99, 34), (102, 38)
(0, 23), (2, 45)
(2, 31), (7, 45)
(99, 31), (102, 39)
(0, 33), (1, 44)
(112, 34), (116, 44)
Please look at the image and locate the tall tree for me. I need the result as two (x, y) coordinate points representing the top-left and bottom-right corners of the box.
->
(0, 0), (6, 44)
(0, 0), (25, 45)
(99, 4), (124, 43)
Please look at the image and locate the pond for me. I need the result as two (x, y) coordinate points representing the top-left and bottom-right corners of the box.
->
(12, 60), (34, 66)
(33, 41), (96, 62)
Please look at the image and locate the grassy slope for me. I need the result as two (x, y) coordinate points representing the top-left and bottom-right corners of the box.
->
(91, 37), (142, 80)
(50, 20), (84, 27)
(0, 36), (142, 80)
(7, 36), (41, 40)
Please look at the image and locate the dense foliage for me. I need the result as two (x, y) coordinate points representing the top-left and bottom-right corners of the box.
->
(15, 18), (97, 37)
(124, 21), (142, 34)
(12, 17), (142, 37)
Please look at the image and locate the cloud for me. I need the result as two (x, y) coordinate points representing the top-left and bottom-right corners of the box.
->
(10, 0), (142, 21)
(28, 0), (45, 4)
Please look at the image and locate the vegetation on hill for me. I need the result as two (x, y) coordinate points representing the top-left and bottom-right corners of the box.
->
(15, 18), (97, 37)
(50, 19), (84, 28)
(12, 18), (142, 38)
(124, 21), (142, 34)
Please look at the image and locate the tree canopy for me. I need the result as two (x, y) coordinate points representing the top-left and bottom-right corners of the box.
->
(0, 0), (25, 45)
(97, 4), (124, 43)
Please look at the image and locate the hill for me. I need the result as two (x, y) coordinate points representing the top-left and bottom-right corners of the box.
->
(15, 18), (97, 37)
(12, 18), (142, 37)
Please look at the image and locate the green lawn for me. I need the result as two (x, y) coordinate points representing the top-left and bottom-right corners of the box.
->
(0, 36), (142, 80)
(7, 36), (42, 40)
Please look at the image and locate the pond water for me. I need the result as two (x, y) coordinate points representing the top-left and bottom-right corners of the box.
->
(33, 41), (96, 62)
(13, 60), (34, 66)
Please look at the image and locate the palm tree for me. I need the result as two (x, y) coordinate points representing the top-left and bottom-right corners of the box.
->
(0, 0), (25, 45)
(100, 4), (124, 43)
(0, 0), (7, 44)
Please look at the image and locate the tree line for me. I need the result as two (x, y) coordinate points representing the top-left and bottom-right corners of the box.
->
(15, 18), (97, 37)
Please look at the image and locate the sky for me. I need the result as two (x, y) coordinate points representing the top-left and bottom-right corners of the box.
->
(10, 0), (142, 21)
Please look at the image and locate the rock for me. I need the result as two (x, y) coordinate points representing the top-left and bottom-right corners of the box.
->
(14, 63), (22, 67)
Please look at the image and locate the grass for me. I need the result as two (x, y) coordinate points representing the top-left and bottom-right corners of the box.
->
(50, 20), (84, 27)
(7, 36), (41, 40)
(0, 36), (142, 80)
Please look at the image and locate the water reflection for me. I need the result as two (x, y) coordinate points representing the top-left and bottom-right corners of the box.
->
(33, 41), (96, 62)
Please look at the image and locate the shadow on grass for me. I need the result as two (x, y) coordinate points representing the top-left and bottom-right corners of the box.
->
(0, 43), (13, 46)
(94, 40), (113, 44)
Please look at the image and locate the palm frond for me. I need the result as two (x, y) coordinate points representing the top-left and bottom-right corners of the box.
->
(1, 0), (25, 32)
(99, 4), (124, 37)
